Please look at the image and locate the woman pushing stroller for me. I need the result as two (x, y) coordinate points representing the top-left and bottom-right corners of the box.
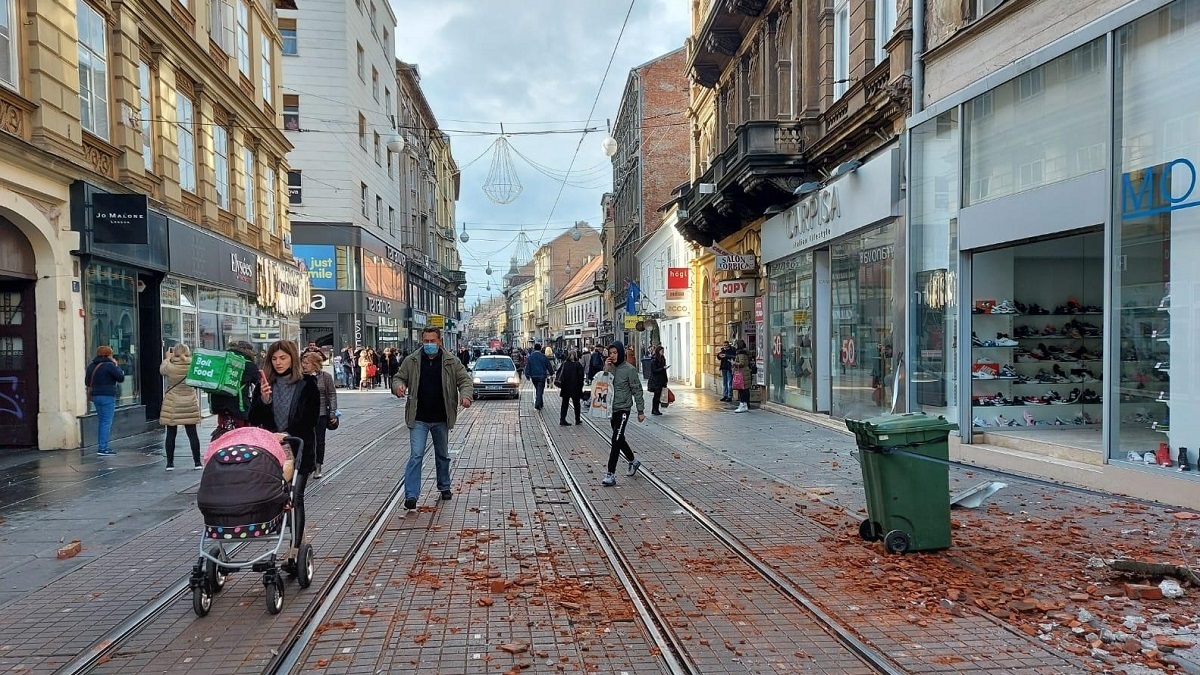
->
(249, 340), (320, 565)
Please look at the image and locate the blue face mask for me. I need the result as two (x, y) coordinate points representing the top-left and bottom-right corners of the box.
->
(422, 343), (439, 355)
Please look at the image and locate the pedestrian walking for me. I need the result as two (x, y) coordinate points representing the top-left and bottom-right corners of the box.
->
(457, 346), (471, 369)
(250, 340), (320, 557)
(544, 346), (558, 389)
(733, 340), (752, 413)
(525, 344), (551, 410)
(159, 343), (202, 470)
(601, 342), (646, 486)
(86, 345), (125, 457)
(301, 341), (326, 362)
(587, 346), (606, 383)
(358, 348), (375, 390)
(556, 350), (585, 426)
(718, 341), (735, 402)
(301, 352), (338, 479)
(390, 326), (473, 510)
(210, 341), (263, 440)
(648, 345), (669, 415)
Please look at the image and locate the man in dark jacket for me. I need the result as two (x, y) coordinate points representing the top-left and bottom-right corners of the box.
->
(524, 344), (551, 410)
(717, 341), (735, 402)
(648, 346), (669, 415)
(587, 347), (606, 383)
(210, 341), (262, 440)
(457, 347), (471, 369)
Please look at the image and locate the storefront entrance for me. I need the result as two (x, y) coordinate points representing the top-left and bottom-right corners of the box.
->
(0, 281), (37, 447)
(968, 230), (1104, 450)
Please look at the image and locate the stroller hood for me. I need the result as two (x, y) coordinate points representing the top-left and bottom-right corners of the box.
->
(204, 426), (289, 467)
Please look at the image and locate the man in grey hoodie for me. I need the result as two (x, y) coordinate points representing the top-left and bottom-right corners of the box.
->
(601, 341), (646, 486)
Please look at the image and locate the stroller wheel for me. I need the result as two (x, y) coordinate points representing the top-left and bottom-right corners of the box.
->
(265, 575), (284, 614)
(297, 543), (315, 589)
(206, 546), (229, 592)
(192, 584), (212, 617)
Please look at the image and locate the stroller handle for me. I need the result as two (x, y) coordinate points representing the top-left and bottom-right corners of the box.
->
(280, 435), (305, 455)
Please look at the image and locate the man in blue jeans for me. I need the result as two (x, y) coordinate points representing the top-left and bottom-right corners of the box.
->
(524, 343), (550, 410)
(391, 327), (474, 510)
(718, 341), (735, 402)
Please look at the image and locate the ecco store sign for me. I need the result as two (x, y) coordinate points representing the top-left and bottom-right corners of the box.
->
(760, 146), (899, 265)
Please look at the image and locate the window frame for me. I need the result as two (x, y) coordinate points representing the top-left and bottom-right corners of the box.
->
(282, 94), (299, 130)
(176, 89), (197, 192)
(358, 113), (367, 150)
(260, 33), (271, 103)
(371, 67), (379, 101)
(77, 0), (110, 140)
(875, 0), (896, 66)
(236, 0), (250, 77)
(279, 18), (297, 55)
(833, 0), (850, 100)
(138, 61), (154, 172)
(287, 169), (301, 204)
(213, 123), (230, 209)
(0, 0), (19, 91)
(356, 43), (364, 81)
(265, 164), (276, 233)
(243, 145), (256, 224)
(360, 182), (368, 217)
(209, 0), (235, 54)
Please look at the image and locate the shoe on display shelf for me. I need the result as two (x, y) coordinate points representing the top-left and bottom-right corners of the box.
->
(1143, 451), (1157, 465)
(1156, 361), (1170, 371)
(1152, 421), (1170, 432)
(995, 415), (1017, 427)
(1064, 388), (1082, 404)
(1179, 448), (1191, 472)
(1157, 391), (1170, 402)
(1014, 300), (1029, 313)
(1157, 443), (1174, 467)
(995, 333), (1019, 346)
(1023, 410), (1036, 426)
(972, 331), (984, 347)
(972, 369), (996, 380)
(1054, 417), (1071, 426)
(973, 417), (991, 427)
(991, 300), (1020, 314)
(999, 364), (1018, 378)
(1014, 325), (1033, 338)
(1153, 328), (1170, 339)
(1159, 294), (1171, 310)
(1128, 451), (1143, 462)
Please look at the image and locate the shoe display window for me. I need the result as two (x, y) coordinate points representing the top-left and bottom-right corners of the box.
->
(968, 232), (1104, 435)
(767, 252), (815, 411)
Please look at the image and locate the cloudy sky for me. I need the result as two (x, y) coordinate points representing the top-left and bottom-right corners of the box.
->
(391, 1), (690, 309)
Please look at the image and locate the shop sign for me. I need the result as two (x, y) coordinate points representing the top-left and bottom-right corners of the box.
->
(429, 314), (445, 328)
(256, 257), (310, 318)
(412, 311), (428, 326)
(354, 317), (363, 346)
(664, 301), (687, 317)
(293, 244), (337, 290)
(92, 193), (149, 245)
(860, 244), (894, 265)
(665, 288), (686, 301)
(586, 313), (597, 328)
(366, 296), (392, 315)
(717, 279), (756, 298)
(667, 267), (689, 289)
(386, 245), (404, 263)
(167, 220), (257, 293)
(624, 315), (643, 330)
(1122, 158), (1200, 219)
(754, 296), (764, 323)
(716, 255), (756, 271)
(792, 310), (809, 325)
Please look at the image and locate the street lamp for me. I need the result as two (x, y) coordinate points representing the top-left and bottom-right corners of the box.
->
(601, 136), (618, 158)
(459, 222), (470, 243)
(570, 221), (582, 242)
(387, 135), (405, 154)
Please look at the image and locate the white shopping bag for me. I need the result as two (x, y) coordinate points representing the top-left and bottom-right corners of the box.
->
(588, 372), (613, 419)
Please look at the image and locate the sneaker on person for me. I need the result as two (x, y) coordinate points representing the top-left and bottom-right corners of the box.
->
(602, 473), (616, 486)
(165, 465), (174, 471)
(404, 497), (417, 510)
(193, 463), (203, 470)
(734, 402), (749, 413)
(441, 490), (453, 501)
(314, 464), (323, 479)
(626, 460), (641, 477)
(97, 449), (116, 456)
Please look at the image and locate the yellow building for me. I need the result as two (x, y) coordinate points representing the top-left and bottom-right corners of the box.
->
(0, 0), (302, 450)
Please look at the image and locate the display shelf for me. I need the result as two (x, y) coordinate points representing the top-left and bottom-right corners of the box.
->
(1013, 335), (1102, 340)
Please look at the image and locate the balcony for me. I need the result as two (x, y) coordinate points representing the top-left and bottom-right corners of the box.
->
(686, 0), (768, 88)
(675, 120), (813, 246)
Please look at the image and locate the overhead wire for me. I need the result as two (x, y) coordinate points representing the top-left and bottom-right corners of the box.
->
(537, 0), (638, 246)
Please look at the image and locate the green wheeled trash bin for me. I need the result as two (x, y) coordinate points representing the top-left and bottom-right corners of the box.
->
(846, 412), (958, 554)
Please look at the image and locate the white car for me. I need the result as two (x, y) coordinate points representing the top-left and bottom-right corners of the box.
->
(471, 355), (520, 399)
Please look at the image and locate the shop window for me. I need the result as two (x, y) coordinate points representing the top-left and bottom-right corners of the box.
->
(77, 0), (109, 139)
(968, 232), (1103, 438)
(1113, 0), (1200, 469)
(830, 225), (896, 420)
(85, 263), (140, 407)
(0, 0), (18, 91)
(283, 94), (299, 130)
(768, 254), (815, 411)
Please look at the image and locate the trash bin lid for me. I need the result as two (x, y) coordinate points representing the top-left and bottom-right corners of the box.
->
(845, 412), (958, 440)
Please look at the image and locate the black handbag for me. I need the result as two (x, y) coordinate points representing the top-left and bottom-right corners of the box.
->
(326, 415), (340, 430)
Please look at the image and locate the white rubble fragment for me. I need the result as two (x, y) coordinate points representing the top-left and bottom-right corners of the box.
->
(1161, 579), (1185, 599)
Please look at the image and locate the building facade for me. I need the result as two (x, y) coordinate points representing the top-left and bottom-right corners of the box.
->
(606, 48), (691, 348)
(637, 206), (694, 386)
(903, 0), (1200, 502)
(0, 0), (304, 451)
(676, 0), (911, 420)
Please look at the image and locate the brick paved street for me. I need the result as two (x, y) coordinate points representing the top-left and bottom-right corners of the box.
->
(2, 386), (1200, 673)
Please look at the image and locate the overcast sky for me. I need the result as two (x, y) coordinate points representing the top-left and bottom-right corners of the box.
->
(390, 1), (690, 311)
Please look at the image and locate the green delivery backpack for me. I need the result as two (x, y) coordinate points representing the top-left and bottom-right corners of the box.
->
(185, 348), (247, 397)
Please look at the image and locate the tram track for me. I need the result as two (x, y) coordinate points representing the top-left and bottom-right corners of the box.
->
(536, 409), (905, 675)
(54, 420), (410, 675)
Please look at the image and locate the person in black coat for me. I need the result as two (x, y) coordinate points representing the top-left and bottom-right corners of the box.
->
(250, 340), (320, 557)
(557, 350), (586, 426)
(649, 346), (669, 415)
(586, 347), (606, 383)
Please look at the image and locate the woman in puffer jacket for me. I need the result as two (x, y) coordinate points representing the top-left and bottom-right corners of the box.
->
(159, 343), (203, 470)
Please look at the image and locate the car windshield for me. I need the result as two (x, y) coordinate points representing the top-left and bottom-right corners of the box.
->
(474, 357), (514, 371)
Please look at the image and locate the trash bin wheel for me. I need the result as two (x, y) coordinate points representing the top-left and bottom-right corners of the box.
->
(858, 519), (880, 542)
(883, 529), (911, 554)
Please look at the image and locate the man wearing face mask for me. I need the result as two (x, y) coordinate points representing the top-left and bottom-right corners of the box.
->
(391, 326), (474, 510)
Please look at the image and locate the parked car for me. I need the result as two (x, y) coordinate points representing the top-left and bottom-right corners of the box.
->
(471, 355), (520, 399)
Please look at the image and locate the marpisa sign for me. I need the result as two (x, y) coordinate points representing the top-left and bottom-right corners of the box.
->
(786, 186), (841, 248)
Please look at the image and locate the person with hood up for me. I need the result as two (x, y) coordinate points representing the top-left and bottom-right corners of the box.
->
(586, 346), (606, 383)
(86, 345), (125, 456)
(159, 343), (202, 469)
(601, 341), (646, 486)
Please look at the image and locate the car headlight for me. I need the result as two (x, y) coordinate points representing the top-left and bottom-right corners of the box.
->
(507, 376), (520, 384)
(473, 377), (482, 384)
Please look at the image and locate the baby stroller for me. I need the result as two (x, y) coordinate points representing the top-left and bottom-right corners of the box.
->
(190, 427), (314, 616)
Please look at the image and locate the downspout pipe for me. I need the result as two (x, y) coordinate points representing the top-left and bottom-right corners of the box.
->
(912, 0), (925, 115)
